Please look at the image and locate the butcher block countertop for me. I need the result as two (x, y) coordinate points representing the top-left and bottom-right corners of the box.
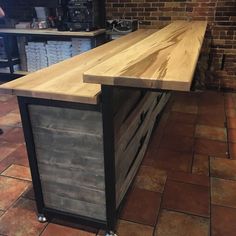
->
(0, 21), (207, 104)
(83, 21), (207, 91)
(0, 29), (156, 104)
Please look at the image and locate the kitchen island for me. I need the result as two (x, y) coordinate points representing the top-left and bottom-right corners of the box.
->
(0, 21), (207, 235)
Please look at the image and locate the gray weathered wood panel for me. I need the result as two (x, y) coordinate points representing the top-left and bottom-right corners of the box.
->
(29, 104), (106, 221)
(44, 192), (106, 221)
(115, 92), (170, 207)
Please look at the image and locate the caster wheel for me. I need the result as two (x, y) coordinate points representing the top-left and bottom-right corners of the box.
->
(38, 214), (47, 223)
(105, 231), (117, 236)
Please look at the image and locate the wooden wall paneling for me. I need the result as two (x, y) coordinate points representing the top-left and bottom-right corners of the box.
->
(28, 104), (107, 221)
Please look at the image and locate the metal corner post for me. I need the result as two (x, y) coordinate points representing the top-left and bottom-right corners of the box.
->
(17, 97), (45, 215)
(101, 85), (117, 232)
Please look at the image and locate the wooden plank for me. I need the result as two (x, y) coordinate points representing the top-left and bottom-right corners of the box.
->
(116, 92), (170, 206)
(0, 29), (157, 104)
(0, 28), (106, 37)
(36, 146), (104, 175)
(29, 105), (103, 135)
(115, 92), (160, 162)
(115, 94), (158, 191)
(114, 89), (142, 136)
(41, 180), (105, 205)
(29, 104), (106, 220)
(43, 192), (106, 221)
(84, 21), (208, 91)
(38, 163), (105, 190)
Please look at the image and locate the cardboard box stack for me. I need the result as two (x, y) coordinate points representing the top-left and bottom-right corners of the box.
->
(71, 38), (91, 56)
(25, 42), (48, 72)
(46, 41), (72, 66)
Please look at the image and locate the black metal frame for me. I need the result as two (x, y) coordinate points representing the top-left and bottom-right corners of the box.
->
(101, 85), (117, 231)
(16, 83), (170, 234)
(17, 96), (118, 231)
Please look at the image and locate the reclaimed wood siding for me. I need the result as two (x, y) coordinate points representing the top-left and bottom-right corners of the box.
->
(29, 105), (106, 221)
(114, 91), (170, 207)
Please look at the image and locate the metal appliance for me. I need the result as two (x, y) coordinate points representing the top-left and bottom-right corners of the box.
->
(66, 0), (100, 31)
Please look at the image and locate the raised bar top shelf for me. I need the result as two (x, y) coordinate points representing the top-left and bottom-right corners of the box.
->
(83, 21), (207, 91)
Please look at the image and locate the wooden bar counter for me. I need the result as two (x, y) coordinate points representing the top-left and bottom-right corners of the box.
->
(0, 21), (207, 234)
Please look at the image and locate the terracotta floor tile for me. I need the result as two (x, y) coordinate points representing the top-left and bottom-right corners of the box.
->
(164, 123), (195, 137)
(41, 223), (95, 236)
(162, 180), (210, 217)
(195, 125), (227, 142)
(210, 157), (236, 181)
(197, 114), (226, 128)
(228, 129), (236, 143)
(0, 112), (21, 127)
(167, 171), (209, 187)
(0, 198), (46, 236)
(212, 205), (236, 236)
(0, 99), (18, 116)
(198, 103), (224, 116)
(167, 112), (197, 124)
(155, 209), (209, 236)
(120, 187), (161, 226)
(114, 220), (153, 236)
(0, 144), (29, 173)
(194, 138), (228, 158)
(0, 176), (30, 210)
(226, 108), (236, 118)
(171, 92), (198, 105)
(0, 95), (13, 102)
(23, 185), (35, 200)
(227, 117), (236, 129)
(171, 103), (198, 114)
(134, 166), (167, 193)
(2, 143), (28, 165)
(225, 98), (235, 109)
(229, 143), (236, 159)
(211, 178), (236, 208)
(144, 148), (192, 172)
(160, 134), (194, 153)
(192, 154), (209, 176)
(1, 128), (24, 144)
(0, 143), (18, 162)
(2, 164), (31, 181)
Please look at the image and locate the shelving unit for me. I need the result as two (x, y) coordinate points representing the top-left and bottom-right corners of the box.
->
(0, 28), (106, 80)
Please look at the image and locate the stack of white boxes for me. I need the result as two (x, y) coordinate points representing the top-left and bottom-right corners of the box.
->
(25, 42), (48, 72)
(46, 41), (72, 66)
(24, 39), (92, 72)
(71, 38), (91, 56)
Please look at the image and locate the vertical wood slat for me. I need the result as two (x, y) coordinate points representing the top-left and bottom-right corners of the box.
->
(29, 104), (107, 221)
(115, 92), (158, 196)
(115, 92), (170, 206)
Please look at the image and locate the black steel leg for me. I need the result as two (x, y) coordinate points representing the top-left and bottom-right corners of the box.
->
(101, 85), (117, 233)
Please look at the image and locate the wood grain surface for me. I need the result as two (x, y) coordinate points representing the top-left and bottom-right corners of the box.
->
(83, 21), (207, 91)
(0, 29), (156, 104)
(0, 28), (106, 37)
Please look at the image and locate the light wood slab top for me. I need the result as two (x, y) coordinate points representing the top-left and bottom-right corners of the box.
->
(83, 21), (207, 91)
(0, 28), (106, 37)
(0, 29), (156, 104)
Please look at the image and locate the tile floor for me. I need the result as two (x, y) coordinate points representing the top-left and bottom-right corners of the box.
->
(0, 91), (236, 235)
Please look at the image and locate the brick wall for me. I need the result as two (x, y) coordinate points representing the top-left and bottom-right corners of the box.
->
(1, 0), (235, 89)
(106, 0), (236, 90)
